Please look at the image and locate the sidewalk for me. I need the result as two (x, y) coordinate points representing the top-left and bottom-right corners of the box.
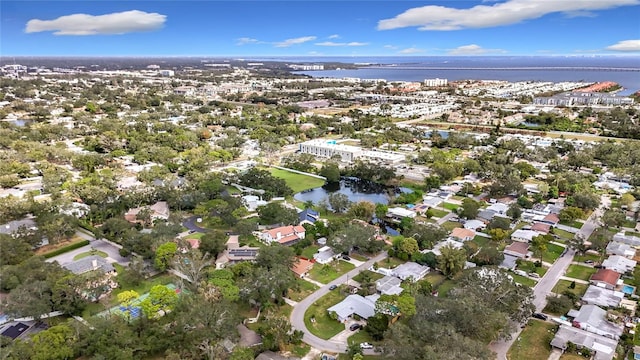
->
(302, 276), (325, 287)
(559, 276), (589, 284)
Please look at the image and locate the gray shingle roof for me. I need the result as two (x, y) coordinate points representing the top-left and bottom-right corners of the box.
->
(63, 255), (115, 275)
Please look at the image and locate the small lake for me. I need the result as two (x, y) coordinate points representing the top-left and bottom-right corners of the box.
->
(520, 121), (542, 128)
(293, 177), (412, 206)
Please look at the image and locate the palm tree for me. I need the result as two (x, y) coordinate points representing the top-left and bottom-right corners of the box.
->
(437, 245), (467, 279)
(303, 200), (314, 210)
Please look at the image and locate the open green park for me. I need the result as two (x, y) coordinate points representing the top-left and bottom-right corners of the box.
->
(269, 168), (326, 193)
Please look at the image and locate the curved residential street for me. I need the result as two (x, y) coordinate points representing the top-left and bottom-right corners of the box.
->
(290, 252), (388, 354)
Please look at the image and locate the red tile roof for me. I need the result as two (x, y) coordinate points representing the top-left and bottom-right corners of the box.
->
(451, 228), (476, 240)
(531, 222), (551, 233)
(543, 213), (560, 224)
(590, 268), (621, 285)
(505, 241), (529, 256)
(291, 258), (314, 277)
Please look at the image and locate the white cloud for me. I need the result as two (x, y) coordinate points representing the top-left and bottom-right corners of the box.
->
(315, 41), (368, 47)
(274, 36), (316, 48)
(25, 10), (166, 35)
(398, 47), (424, 54)
(606, 39), (640, 51)
(377, 0), (639, 31)
(236, 37), (260, 45)
(328, 34), (340, 39)
(384, 45), (399, 50)
(448, 44), (507, 55)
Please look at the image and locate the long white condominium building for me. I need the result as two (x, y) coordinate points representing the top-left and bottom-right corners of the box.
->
(299, 139), (405, 164)
(424, 78), (448, 87)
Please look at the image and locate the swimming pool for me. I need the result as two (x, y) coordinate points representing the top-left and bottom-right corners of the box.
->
(622, 285), (635, 295)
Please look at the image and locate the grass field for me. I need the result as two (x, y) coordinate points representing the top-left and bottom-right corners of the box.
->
(308, 261), (355, 284)
(472, 235), (491, 248)
(437, 279), (457, 296)
(73, 250), (108, 260)
(377, 256), (406, 269)
(542, 243), (565, 264)
(507, 320), (557, 360)
(353, 270), (384, 283)
(269, 168), (326, 193)
(574, 253), (603, 264)
(288, 278), (319, 302)
(565, 265), (597, 281)
(304, 289), (347, 339)
(553, 228), (575, 241)
(301, 245), (320, 260)
(512, 274), (537, 287)
(429, 208), (449, 218)
(552, 279), (588, 298)
(516, 260), (548, 277)
(424, 272), (446, 287)
(559, 220), (584, 229)
(442, 202), (459, 211)
(442, 221), (463, 231)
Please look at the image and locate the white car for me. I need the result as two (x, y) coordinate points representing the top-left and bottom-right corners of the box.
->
(360, 342), (373, 349)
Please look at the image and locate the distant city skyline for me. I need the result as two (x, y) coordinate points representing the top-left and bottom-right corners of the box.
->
(1, 0), (640, 57)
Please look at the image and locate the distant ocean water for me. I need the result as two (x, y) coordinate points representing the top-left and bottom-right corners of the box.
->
(266, 56), (640, 95)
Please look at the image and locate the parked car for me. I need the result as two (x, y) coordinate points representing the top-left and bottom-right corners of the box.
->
(349, 323), (362, 331)
(585, 260), (594, 265)
(532, 313), (548, 321)
(594, 264), (604, 269)
(528, 272), (541, 279)
(514, 270), (527, 277)
(360, 342), (374, 349)
(329, 284), (337, 290)
(342, 255), (351, 261)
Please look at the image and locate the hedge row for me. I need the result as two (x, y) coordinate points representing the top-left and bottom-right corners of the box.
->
(43, 240), (90, 259)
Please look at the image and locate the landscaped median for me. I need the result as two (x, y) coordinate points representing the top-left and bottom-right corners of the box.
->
(304, 288), (347, 340)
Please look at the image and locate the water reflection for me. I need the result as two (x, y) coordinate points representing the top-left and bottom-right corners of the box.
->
(293, 177), (411, 206)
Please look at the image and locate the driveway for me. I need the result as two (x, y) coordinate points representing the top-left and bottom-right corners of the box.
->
(182, 215), (208, 233)
(290, 251), (387, 354)
(46, 237), (129, 266)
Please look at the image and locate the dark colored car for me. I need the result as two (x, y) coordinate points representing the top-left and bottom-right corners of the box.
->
(342, 255), (351, 261)
(532, 313), (548, 321)
(349, 323), (362, 331)
(329, 284), (337, 290)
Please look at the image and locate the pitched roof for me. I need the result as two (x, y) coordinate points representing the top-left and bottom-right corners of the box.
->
(62, 255), (115, 275)
(451, 227), (475, 240)
(531, 222), (551, 233)
(327, 294), (377, 320)
(504, 241), (530, 256)
(291, 258), (314, 277)
(298, 209), (319, 223)
(264, 225), (305, 238)
(590, 269), (621, 286)
(543, 213), (560, 224)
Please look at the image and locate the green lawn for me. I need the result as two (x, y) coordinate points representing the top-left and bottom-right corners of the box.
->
(436, 279), (457, 296)
(507, 320), (557, 360)
(442, 221), (463, 231)
(304, 289), (347, 339)
(565, 265), (597, 281)
(301, 245), (320, 260)
(626, 231), (640, 237)
(308, 261), (356, 284)
(348, 329), (375, 346)
(239, 234), (264, 248)
(516, 260), (548, 277)
(512, 274), (537, 287)
(377, 257), (406, 269)
(429, 208), (449, 218)
(574, 253), (603, 264)
(559, 220), (583, 229)
(73, 249), (108, 261)
(472, 235), (491, 248)
(269, 168), (326, 193)
(350, 253), (369, 262)
(288, 278), (319, 302)
(184, 232), (204, 240)
(542, 243), (565, 264)
(553, 228), (575, 241)
(442, 202), (459, 211)
(552, 279), (588, 298)
(352, 270), (384, 283)
(424, 272), (446, 287)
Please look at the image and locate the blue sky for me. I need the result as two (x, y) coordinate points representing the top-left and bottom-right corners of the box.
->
(2, 0), (640, 56)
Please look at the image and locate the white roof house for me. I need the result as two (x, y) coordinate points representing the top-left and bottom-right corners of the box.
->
(605, 241), (636, 258)
(601, 255), (637, 274)
(313, 246), (336, 265)
(511, 229), (541, 243)
(463, 219), (486, 230)
(386, 207), (416, 219)
(376, 275), (404, 296)
(551, 325), (617, 360)
(327, 294), (379, 322)
(582, 285), (624, 308)
(391, 261), (429, 282)
(572, 304), (623, 340)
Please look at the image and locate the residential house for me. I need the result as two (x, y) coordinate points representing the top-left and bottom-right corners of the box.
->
(260, 225), (306, 246)
(463, 219), (486, 231)
(0, 218), (37, 237)
(531, 222), (551, 234)
(0, 322), (33, 340)
(376, 275), (404, 296)
(612, 232), (640, 247)
(327, 294), (379, 322)
(503, 242), (531, 259)
(392, 261), (429, 282)
(542, 213), (560, 226)
(606, 241), (636, 258)
(511, 229), (541, 243)
(571, 304), (623, 340)
(291, 258), (314, 278)
(450, 228), (476, 242)
(386, 207), (416, 220)
(582, 285), (624, 308)
(590, 269), (622, 290)
(63, 256), (116, 276)
(215, 235), (259, 269)
(242, 195), (267, 212)
(601, 255), (637, 274)
(551, 325), (617, 360)
(477, 209), (498, 223)
(256, 351), (300, 360)
(313, 246), (336, 265)
(429, 239), (464, 256)
(298, 208), (320, 225)
(486, 202), (509, 215)
(124, 201), (170, 224)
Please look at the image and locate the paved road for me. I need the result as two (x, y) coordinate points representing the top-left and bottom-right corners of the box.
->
(490, 196), (610, 360)
(46, 230), (129, 266)
(182, 215), (208, 233)
(290, 252), (388, 354)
